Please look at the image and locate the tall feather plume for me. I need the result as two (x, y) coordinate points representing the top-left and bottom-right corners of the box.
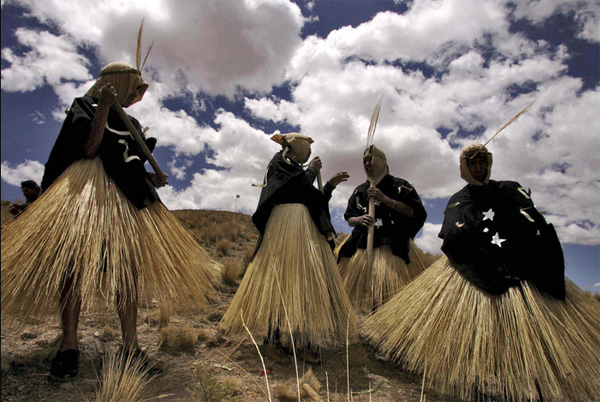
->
(136, 19), (153, 73)
(366, 96), (383, 148)
(471, 99), (536, 158)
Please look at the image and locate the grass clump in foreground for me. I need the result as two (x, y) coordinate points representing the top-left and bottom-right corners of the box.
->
(189, 361), (241, 402)
(159, 325), (198, 353)
(94, 352), (154, 402)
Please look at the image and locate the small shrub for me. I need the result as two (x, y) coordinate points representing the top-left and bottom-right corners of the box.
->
(159, 325), (198, 353)
(145, 308), (170, 327)
(275, 382), (297, 401)
(221, 259), (242, 285)
(94, 352), (153, 402)
(189, 362), (241, 402)
(197, 328), (211, 342)
(216, 238), (230, 256)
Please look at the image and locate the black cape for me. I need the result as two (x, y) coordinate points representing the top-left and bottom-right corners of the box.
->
(439, 180), (565, 299)
(251, 152), (336, 256)
(41, 97), (159, 209)
(337, 174), (427, 264)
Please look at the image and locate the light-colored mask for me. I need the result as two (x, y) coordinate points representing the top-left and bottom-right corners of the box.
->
(460, 143), (493, 186)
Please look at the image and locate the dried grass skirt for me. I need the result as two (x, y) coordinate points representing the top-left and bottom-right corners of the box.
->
(221, 204), (358, 350)
(363, 255), (600, 401)
(1, 158), (217, 322)
(338, 241), (428, 313)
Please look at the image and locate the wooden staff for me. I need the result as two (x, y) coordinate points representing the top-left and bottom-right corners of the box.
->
(367, 181), (376, 266)
(365, 96), (382, 269)
(302, 383), (325, 402)
(112, 100), (167, 183)
(317, 170), (323, 193)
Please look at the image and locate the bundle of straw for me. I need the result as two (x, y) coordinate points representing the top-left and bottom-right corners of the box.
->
(364, 256), (600, 401)
(1, 158), (217, 323)
(338, 241), (428, 313)
(221, 204), (358, 350)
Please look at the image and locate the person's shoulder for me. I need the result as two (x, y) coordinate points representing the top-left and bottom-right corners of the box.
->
(448, 184), (470, 203)
(492, 180), (523, 193)
(354, 180), (370, 192)
(389, 174), (414, 188)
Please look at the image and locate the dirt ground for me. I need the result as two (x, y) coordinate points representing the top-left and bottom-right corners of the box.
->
(1, 207), (456, 402)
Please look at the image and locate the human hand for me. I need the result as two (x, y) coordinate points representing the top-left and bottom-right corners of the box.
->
(352, 214), (374, 227)
(309, 156), (322, 170)
(328, 171), (349, 187)
(149, 172), (169, 188)
(98, 83), (117, 107)
(367, 186), (387, 202)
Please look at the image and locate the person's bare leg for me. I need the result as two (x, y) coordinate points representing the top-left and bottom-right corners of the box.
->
(59, 276), (81, 352)
(116, 292), (139, 352)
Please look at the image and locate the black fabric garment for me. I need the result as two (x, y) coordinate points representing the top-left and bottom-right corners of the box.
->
(41, 97), (159, 209)
(337, 174), (427, 264)
(439, 180), (565, 299)
(251, 152), (336, 256)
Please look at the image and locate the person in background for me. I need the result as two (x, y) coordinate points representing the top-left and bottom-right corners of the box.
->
(337, 145), (428, 314)
(221, 132), (358, 365)
(9, 180), (40, 216)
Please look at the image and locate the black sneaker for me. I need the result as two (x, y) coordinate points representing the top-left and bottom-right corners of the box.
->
(117, 347), (164, 376)
(48, 349), (79, 382)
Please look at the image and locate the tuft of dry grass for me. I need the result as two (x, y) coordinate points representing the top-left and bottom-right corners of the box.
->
(221, 259), (242, 285)
(300, 367), (321, 395)
(274, 382), (297, 401)
(188, 362), (241, 402)
(159, 325), (198, 353)
(216, 238), (230, 256)
(145, 308), (170, 327)
(94, 351), (154, 402)
(197, 328), (211, 342)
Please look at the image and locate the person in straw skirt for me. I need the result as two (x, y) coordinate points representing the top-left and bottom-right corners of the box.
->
(221, 133), (358, 364)
(337, 144), (428, 313)
(364, 143), (600, 401)
(1, 58), (218, 381)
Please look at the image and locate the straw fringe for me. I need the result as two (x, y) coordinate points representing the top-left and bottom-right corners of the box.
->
(1, 158), (217, 323)
(363, 255), (600, 401)
(221, 204), (358, 350)
(338, 242), (428, 313)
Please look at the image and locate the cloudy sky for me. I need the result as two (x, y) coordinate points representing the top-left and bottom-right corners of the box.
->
(2, 0), (598, 292)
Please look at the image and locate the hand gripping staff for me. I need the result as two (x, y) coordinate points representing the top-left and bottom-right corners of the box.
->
(112, 100), (167, 184)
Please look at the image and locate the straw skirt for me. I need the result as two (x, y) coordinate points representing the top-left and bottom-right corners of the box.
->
(1, 158), (217, 321)
(363, 255), (600, 401)
(337, 241), (428, 313)
(221, 203), (358, 350)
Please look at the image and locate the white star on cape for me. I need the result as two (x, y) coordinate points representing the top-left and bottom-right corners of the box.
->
(374, 218), (383, 228)
(482, 208), (495, 221)
(491, 232), (506, 247)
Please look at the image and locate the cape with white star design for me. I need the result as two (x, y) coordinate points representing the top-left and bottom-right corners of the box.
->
(439, 180), (565, 299)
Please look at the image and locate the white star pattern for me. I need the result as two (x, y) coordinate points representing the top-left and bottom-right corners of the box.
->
(397, 186), (402, 194)
(374, 218), (383, 228)
(482, 208), (495, 221)
(491, 232), (506, 247)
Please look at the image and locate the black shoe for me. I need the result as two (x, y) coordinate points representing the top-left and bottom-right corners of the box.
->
(48, 349), (79, 382)
(117, 347), (164, 376)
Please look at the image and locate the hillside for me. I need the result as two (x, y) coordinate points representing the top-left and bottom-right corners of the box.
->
(1, 204), (451, 402)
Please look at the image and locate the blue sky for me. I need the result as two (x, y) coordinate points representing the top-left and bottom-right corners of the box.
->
(1, 0), (598, 293)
